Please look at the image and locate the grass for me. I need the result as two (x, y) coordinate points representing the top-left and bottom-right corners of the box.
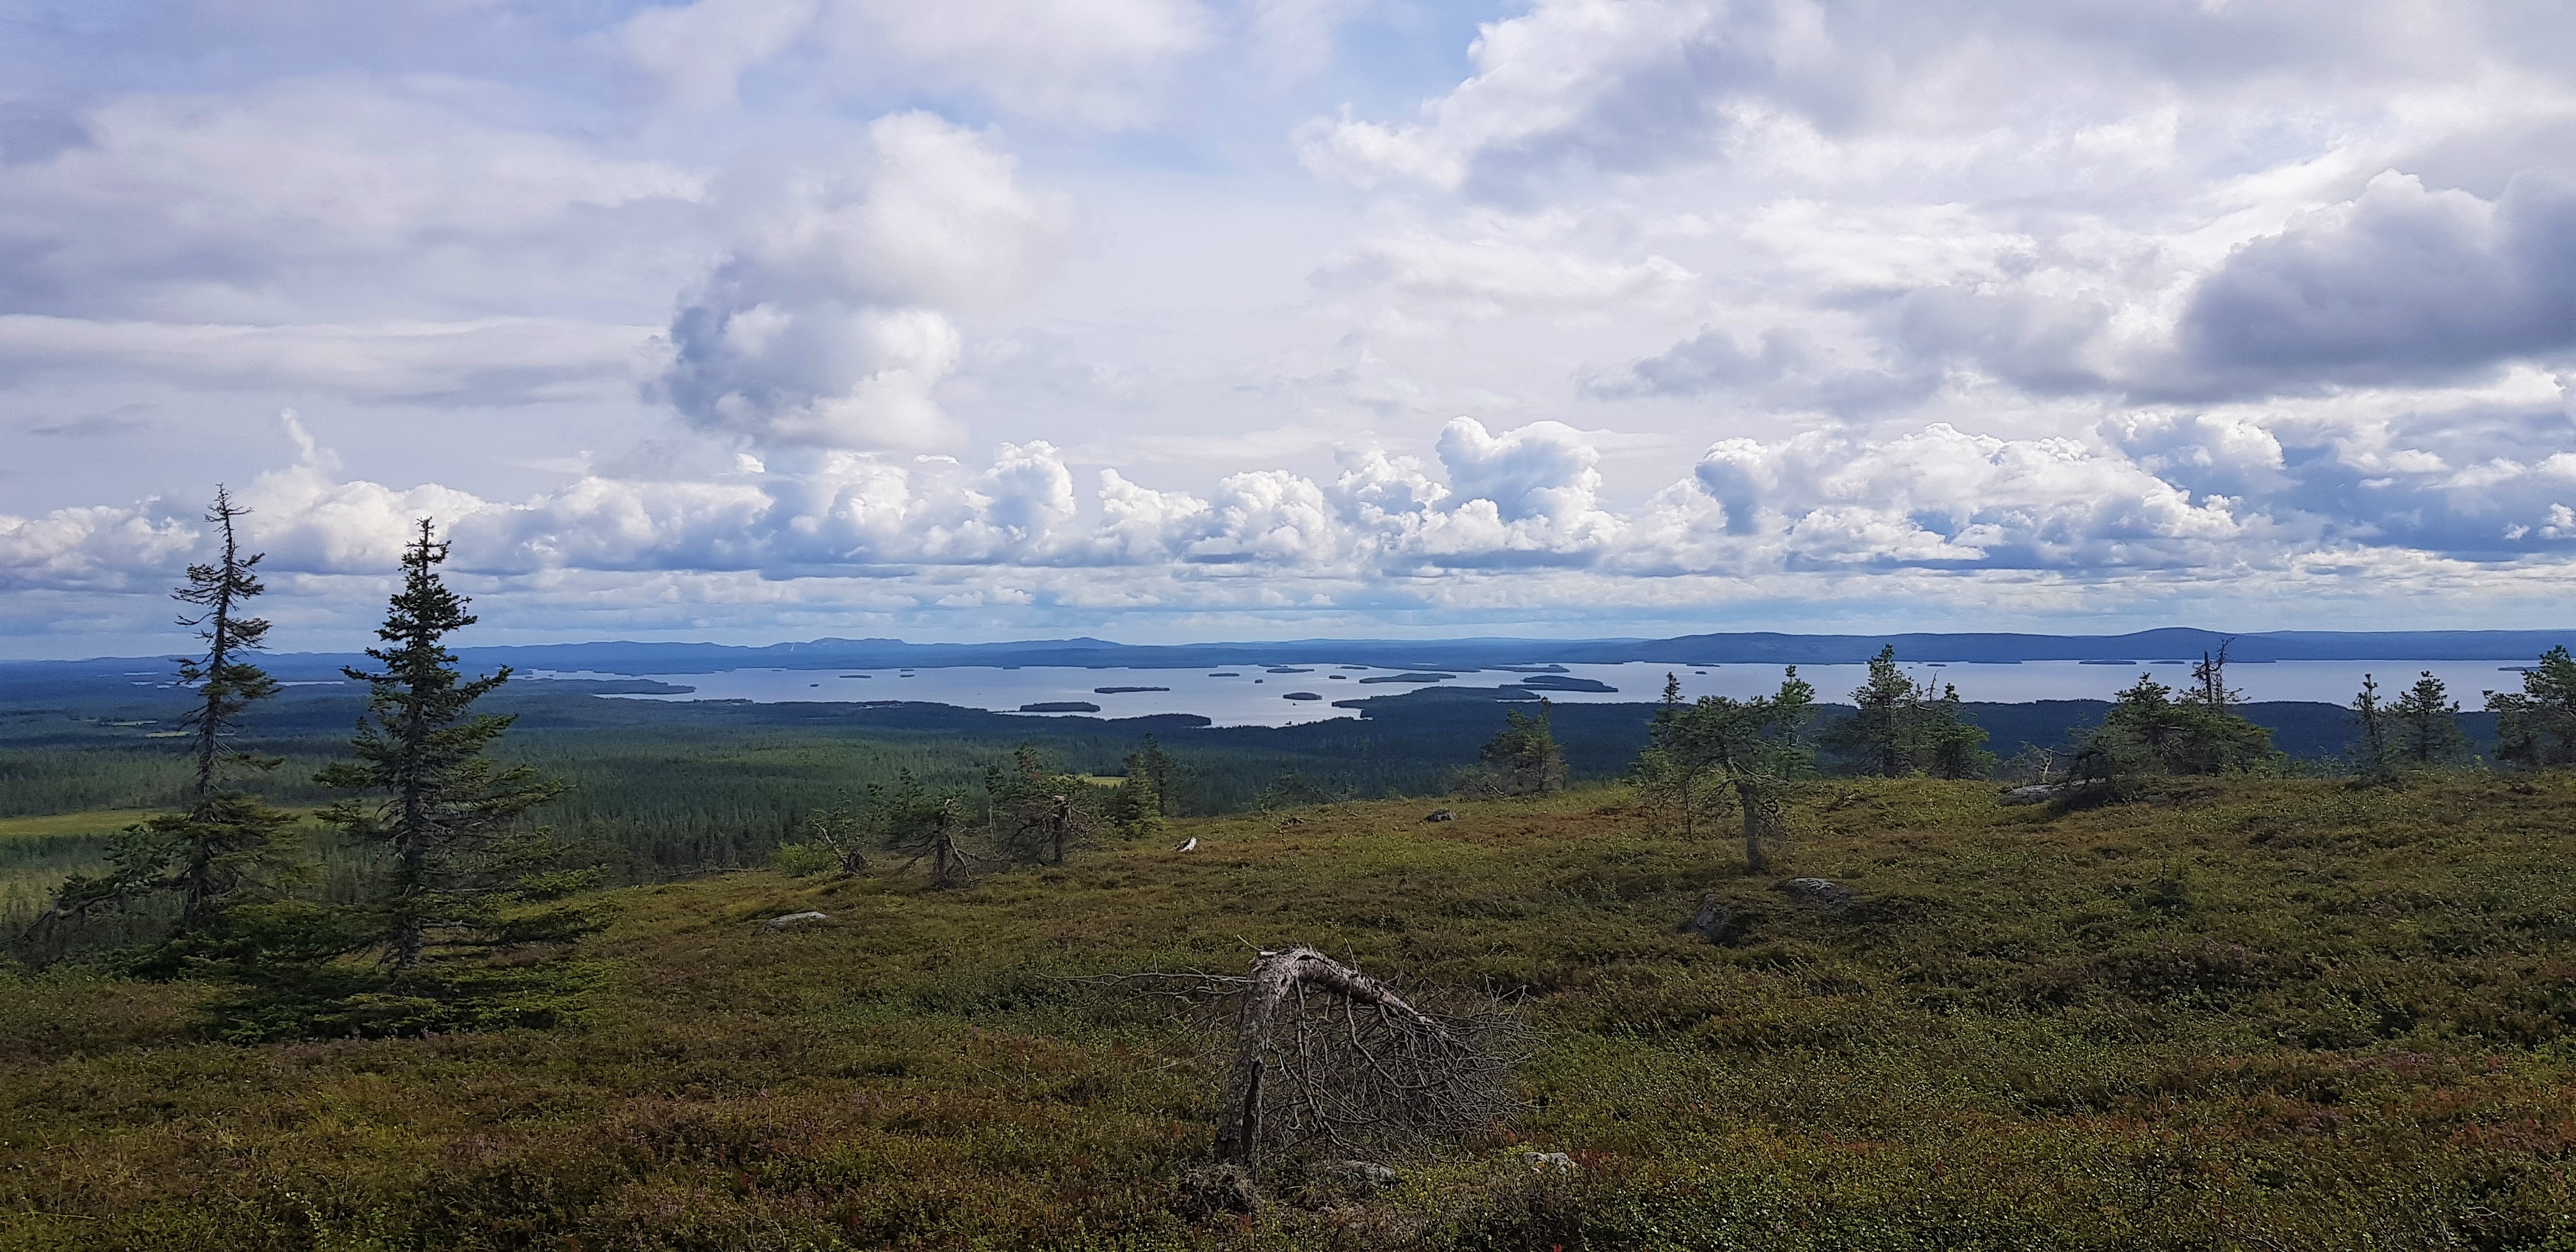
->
(2, 774), (2573, 1249)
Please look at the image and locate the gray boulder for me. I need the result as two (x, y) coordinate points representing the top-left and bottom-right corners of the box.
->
(1423, 809), (1455, 823)
(757, 910), (828, 934)
(1999, 780), (2107, 807)
(1524, 1151), (1579, 1173)
(1680, 895), (1744, 945)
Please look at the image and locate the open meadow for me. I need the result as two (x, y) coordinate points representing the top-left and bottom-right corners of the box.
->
(4, 772), (2572, 1250)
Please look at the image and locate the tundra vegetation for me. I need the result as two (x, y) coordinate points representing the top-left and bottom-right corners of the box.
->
(1, 500), (2572, 1248)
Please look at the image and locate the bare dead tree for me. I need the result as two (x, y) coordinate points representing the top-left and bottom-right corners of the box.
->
(1209, 947), (1518, 1179)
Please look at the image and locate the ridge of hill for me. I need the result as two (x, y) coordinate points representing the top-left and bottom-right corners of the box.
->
(7, 627), (2572, 679)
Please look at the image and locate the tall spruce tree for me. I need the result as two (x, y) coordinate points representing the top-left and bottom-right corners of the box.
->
(24, 488), (302, 956)
(316, 520), (571, 975)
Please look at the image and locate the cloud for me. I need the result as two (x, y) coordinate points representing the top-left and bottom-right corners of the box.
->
(1315, 231), (1692, 319)
(2174, 171), (2576, 393)
(654, 112), (1072, 451)
(0, 503), (198, 592)
(1434, 417), (1602, 525)
(1684, 423), (2248, 569)
(819, 0), (1208, 125)
(0, 80), (702, 322)
(0, 316), (656, 405)
(625, 0), (823, 109)
(624, 0), (1208, 124)
(1298, 0), (1736, 192)
(15, 409), (2576, 645)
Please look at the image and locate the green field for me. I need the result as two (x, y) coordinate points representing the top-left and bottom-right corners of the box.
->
(3, 772), (2572, 1249)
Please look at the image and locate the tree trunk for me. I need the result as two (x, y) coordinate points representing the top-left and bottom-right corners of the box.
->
(1738, 779), (1769, 874)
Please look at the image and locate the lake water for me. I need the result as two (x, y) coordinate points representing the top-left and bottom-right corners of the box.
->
(528, 659), (2534, 729)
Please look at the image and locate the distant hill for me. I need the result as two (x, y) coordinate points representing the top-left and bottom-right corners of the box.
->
(6, 627), (2569, 682)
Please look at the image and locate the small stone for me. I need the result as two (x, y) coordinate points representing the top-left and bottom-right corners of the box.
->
(1174, 1163), (1258, 1221)
(1318, 1159), (1397, 1189)
(756, 910), (827, 933)
(1775, 878), (1855, 909)
(1524, 1151), (1579, 1173)
(1423, 809), (1456, 823)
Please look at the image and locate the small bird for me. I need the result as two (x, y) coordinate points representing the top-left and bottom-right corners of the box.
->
(1175, 837), (1199, 852)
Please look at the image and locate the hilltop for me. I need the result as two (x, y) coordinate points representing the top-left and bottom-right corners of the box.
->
(4, 774), (2571, 1249)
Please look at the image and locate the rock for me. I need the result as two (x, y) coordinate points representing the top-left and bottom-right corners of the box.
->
(1524, 1151), (1579, 1173)
(1317, 1159), (1397, 1189)
(1999, 780), (2108, 807)
(1175, 837), (1199, 852)
(1775, 878), (1855, 909)
(1279, 816), (1305, 826)
(1423, 809), (1455, 823)
(1680, 894), (1743, 945)
(756, 911), (827, 933)
(1174, 1163), (1259, 1221)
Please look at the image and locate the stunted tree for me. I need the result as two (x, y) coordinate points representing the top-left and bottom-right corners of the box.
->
(316, 520), (575, 977)
(986, 744), (1100, 864)
(2350, 673), (2393, 779)
(785, 797), (871, 876)
(1825, 645), (1918, 776)
(1817, 646), (1993, 779)
(1632, 668), (1816, 873)
(2185, 640), (2243, 717)
(1475, 699), (1567, 795)
(2081, 672), (2275, 782)
(1104, 768), (1163, 839)
(868, 770), (983, 887)
(25, 488), (303, 956)
(2389, 672), (2469, 768)
(2488, 646), (2576, 768)
(1125, 736), (1188, 817)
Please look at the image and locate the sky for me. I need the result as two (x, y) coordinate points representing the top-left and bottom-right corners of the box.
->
(4, 0), (2576, 657)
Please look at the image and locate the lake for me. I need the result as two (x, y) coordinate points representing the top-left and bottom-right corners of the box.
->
(527, 658), (2534, 728)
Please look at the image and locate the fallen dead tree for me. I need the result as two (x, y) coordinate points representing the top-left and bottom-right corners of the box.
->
(1087, 946), (1522, 1215)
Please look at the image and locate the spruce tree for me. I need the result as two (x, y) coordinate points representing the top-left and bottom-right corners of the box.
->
(26, 488), (302, 956)
(2083, 671), (2274, 781)
(2349, 673), (2392, 779)
(315, 520), (571, 977)
(2487, 646), (2576, 768)
(1818, 647), (1991, 778)
(1124, 735), (1187, 816)
(987, 744), (1100, 864)
(1477, 699), (1567, 793)
(2388, 671), (2468, 768)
